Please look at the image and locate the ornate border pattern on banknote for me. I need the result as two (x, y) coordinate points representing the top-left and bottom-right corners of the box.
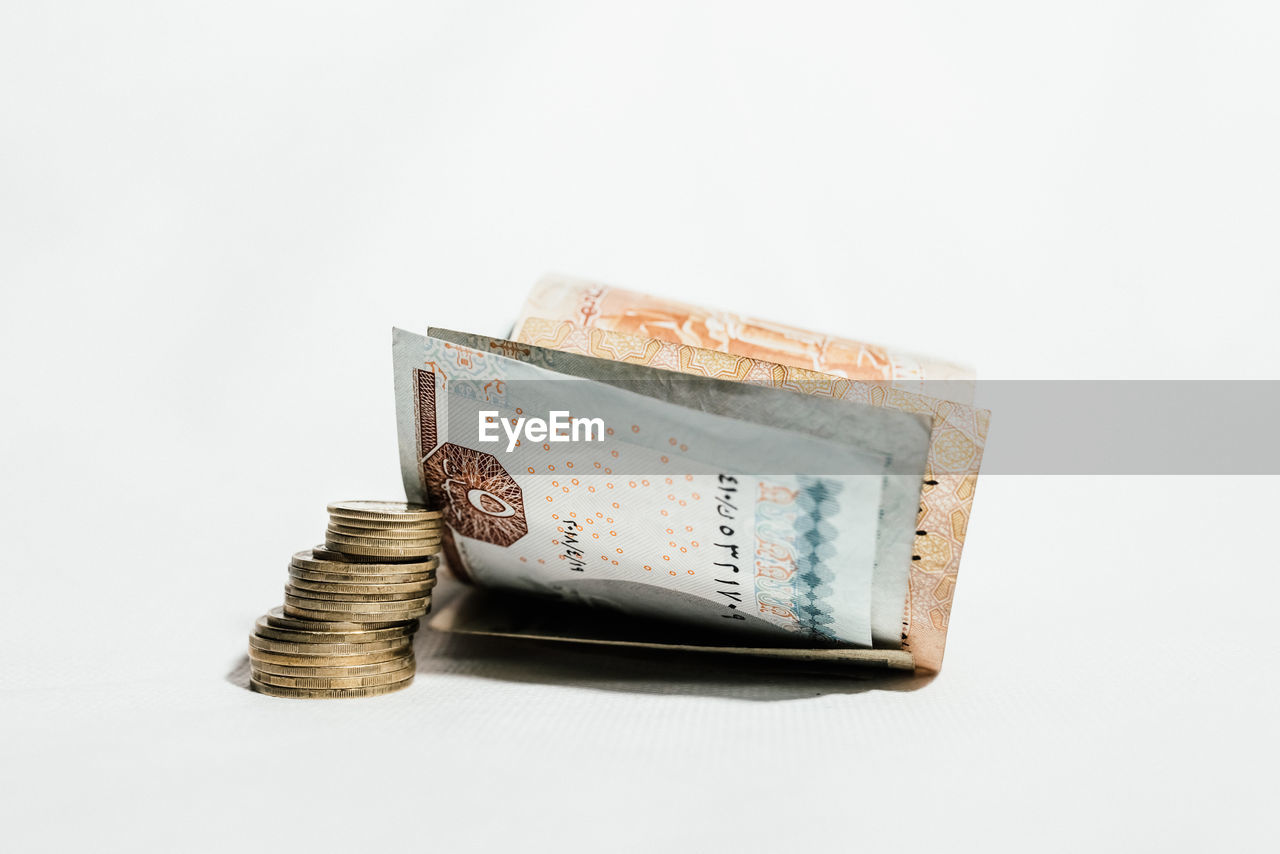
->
(415, 366), (437, 458)
(509, 318), (990, 672)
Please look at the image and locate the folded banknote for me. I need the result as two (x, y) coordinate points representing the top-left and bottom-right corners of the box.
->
(395, 277), (989, 670)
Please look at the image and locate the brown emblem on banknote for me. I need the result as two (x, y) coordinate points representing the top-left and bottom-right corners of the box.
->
(422, 443), (528, 547)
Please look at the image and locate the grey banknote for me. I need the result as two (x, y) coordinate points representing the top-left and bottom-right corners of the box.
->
(393, 327), (931, 647)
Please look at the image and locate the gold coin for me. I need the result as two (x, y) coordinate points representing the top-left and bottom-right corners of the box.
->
(284, 581), (435, 603)
(249, 634), (410, 656)
(254, 615), (413, 645)
(264, 605), (418, 632)
(326, 515), (444, 531)
(310, 544), (433, 564)
(322, 538), (442, 559)
(250, 675), (415, 699)
(288, 566), (436, 585)
(250, 655), (415, 678)
(284, 592), (430, 613)
(291, 549), (439, 574)
(320, 530), (440, 545)
(283, 602), (429, 624)
(287, 576), (438, 596)
(248, 645), (410, 667)
(328, 516), (438, 530)
(326, 523), (442, 540)
(328, 514), (443, 527)
(251, 662), (415, 690)
(324, 531), (442, 549)
(326, 501), (442, 522)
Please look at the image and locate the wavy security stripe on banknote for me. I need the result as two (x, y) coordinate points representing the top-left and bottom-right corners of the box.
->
(393, 328), (931, 648)
(509, 318), (991, 669)
(512, 274), (976, 405)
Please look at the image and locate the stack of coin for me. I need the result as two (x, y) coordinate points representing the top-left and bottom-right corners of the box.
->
(321, 499), (444, 562)
(248, 500), (443, 699)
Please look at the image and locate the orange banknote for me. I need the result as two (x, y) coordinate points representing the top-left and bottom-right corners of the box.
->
(513, 274), (976, 405)
(511, 316), (990, 673)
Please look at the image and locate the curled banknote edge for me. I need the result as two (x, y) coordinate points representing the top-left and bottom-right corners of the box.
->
(393, 328), (932, 649)
(512, 273), (977, 405)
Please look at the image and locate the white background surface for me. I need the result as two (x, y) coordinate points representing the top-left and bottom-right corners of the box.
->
(2, 2), (1277, 851)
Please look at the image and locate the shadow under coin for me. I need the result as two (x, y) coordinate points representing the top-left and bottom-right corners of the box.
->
(226, 656), (251, 690)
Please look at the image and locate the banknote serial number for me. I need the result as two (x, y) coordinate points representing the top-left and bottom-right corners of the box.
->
(712, 475), (747, 621)
(477, 410), (606, 453)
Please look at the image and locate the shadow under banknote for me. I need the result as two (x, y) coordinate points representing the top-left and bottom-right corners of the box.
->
(225, 582), (933, 701)
(408, 582), (933, 702)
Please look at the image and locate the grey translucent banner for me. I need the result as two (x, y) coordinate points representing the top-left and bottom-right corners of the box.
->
(971, 380), (1280, 474)
(445, 379), (1280, 475)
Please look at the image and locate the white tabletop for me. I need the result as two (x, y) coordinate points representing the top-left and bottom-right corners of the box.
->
(2, 3), (1276, 851)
